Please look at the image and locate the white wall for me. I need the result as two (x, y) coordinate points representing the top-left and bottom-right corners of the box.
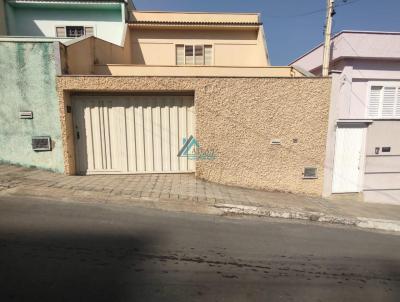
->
(292, 31), (400, 74)
(8, 6), (125, 45)
(331, 59), (400, 119)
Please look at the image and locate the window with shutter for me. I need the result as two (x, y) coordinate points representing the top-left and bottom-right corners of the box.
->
(176, 45), (184, 65)
(176, 44), (213, 66)
(85, 27), (94, 36)
(56, 27), (66, 37)
(368, 84), (400, 119)
(66, 26), (85, 37)
(204, 45), (213, 65)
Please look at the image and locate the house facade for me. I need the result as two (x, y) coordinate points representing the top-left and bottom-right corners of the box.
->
(128, 11), (269, 67)
(0, 2), (333, 197)
(1, 0), (131, 45)
(292, 31), (400, 204)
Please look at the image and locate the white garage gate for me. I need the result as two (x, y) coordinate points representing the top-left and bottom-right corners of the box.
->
(72, 95), (195, 175)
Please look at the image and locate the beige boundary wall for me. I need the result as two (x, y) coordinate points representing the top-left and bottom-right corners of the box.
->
(57, 76), (331, 195)
(94, 65), (304, 77)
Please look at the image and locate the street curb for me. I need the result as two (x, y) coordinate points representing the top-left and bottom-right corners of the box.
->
(2, 184), (400, 234)
(356, 218), (400, 232)
(214, 203), (400, 233)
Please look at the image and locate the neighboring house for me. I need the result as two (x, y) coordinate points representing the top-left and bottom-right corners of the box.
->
(291, 30), (400, 204)
(1, 0), (133, 45)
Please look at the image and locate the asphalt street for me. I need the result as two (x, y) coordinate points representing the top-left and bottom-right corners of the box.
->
(0, 195), (399, 301)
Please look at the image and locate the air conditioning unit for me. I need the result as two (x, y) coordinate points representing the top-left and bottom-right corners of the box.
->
(32, 136), (52, 151)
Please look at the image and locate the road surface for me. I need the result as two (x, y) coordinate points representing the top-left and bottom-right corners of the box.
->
(0, 195), (399, 301)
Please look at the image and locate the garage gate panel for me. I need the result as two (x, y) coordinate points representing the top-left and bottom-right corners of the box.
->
(72, 95), (195, 174)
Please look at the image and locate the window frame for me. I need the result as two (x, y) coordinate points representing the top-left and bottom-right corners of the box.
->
(54, 25), (96, 38)
(367, 81), (400, 119)
(176, 44), (213, 66)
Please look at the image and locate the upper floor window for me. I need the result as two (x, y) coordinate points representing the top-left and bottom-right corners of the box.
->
(368, 84), (400, 119)
(56, 26), (94, 38)
(176, 44), (213, 65)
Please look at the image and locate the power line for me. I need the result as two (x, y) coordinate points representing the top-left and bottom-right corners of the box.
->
(264, 0), (363, 19)
(336, 0), (363, 8)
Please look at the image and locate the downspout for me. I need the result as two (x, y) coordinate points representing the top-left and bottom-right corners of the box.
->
(290, 66), (295, 77)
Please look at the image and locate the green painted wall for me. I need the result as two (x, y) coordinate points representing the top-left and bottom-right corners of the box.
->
(0, 41), (64, 173)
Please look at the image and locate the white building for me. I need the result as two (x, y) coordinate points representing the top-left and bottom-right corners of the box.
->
(292, 31), (400, 205)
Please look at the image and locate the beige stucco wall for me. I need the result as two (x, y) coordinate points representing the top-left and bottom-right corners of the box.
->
(57, 76), (331, 195)
(130, 27), (268, 67)
(64, 37), (94, 74)
(94, 65), (304, 77)
(64, 34), (132, 74)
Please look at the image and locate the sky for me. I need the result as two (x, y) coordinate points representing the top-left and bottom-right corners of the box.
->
(133, 0), (400, 65)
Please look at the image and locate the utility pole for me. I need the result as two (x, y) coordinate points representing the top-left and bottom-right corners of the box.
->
(322, 0), (335, 76)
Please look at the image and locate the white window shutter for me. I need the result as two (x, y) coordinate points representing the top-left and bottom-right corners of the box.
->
(85, 27), (94, 36)
(368, 86), (382, 118)
(176, 45), (184, 65)
(396, 87), (400, 118)
(382, 87), (396, 118)
(204, 45), (213, 65)
(56, 27), (66, 37)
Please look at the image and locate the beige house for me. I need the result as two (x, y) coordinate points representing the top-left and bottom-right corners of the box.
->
(64, 10), (301, 77)
(54, 6), (332, 196)
(129, 11), (269, 67)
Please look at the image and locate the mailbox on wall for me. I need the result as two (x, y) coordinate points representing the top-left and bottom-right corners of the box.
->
(19, 111), (33, 119)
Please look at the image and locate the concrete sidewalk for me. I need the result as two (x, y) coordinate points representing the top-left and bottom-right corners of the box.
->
(1, 164), (400, 232)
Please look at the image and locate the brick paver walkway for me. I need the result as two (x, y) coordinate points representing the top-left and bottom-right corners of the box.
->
(0, 164), (320, 206)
